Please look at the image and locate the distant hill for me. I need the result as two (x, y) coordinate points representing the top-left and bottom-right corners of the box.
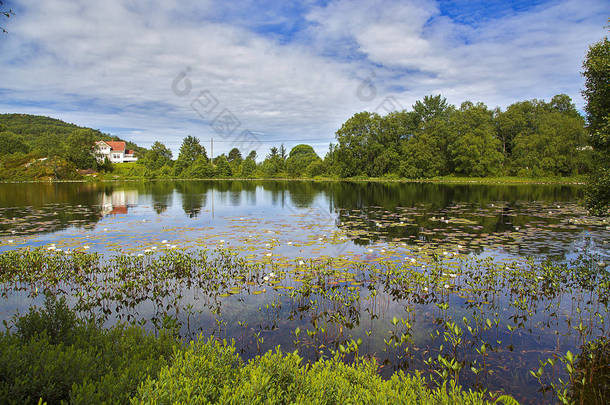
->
(0, 114), (146, 180)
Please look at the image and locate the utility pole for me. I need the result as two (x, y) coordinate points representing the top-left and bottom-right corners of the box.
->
(210, 138), (213, 160)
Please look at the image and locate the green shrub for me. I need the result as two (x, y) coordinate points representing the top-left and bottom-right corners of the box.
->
(0, 295), (179, 405)
(135, 344), (497, 405)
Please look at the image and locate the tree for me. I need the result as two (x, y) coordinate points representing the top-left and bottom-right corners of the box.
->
(183, 156), (213, 178)
(279, 144), (287, 161)
(65, 129), (98, 169)
(177, 136), (207, 166)
(142, 141), (172, 171)
(582, 32), (610, 215)
(448, 102), (503, 177)
(240, 157), (257, 178)
(261, 147), (285, 177)
(334, 112), (381, 177)
(399, 118), (448, 178)
(228, 148), (242, 164)
(247, 150), (257, 161)
(0, 131), (29, 156)
(286, 144), (321, 177)
(413, 95), (451, 128)
(214, 154), (232, 177)
(512, 111), (587, 176)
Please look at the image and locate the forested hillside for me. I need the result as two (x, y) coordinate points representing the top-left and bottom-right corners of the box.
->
(0, 114), (144, 180)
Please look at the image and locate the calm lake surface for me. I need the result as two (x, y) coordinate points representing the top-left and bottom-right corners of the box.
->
(0, 180), (608, 403)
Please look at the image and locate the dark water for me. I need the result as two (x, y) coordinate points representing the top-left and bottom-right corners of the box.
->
(0, 180), (608, 403)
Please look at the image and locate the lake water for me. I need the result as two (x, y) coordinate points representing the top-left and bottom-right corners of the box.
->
(0, 180), (608, 403)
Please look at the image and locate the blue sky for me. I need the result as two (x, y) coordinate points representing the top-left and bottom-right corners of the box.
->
(0, 0), (608, 158)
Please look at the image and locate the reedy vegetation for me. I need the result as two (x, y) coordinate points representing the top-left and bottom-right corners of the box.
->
(0, 247), (607, 403)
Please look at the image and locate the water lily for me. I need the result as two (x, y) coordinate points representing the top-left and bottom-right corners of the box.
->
(263, 276), (269, 281)
(161, 240), (168, 244)
(83, 245), (90, 250)
(287, 241), (293, 245)
(298, 260), (305, 266)
(7, 240), (13, 244)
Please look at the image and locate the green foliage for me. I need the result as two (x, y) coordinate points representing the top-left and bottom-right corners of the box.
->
(261, 146), (286, 177)
(569, 336), (610, 404)
(0, 131), (30, 156)
(176, 136), (207, 167)
(214, 154), (233, 177)
(0, 114), (143, 173)
(135, 342), (494, 405)
(286, 144), (321, 177)
(182, 156), (214, 179)
(582, 33), (610, 215)
(240, 157), (257, 178)
(0, 295), (178, 405)
(448, 102), (503, 177)
(141, 141), (172, 171)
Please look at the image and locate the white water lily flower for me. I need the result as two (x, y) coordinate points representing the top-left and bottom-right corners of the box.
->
(287, 241), (293, 245)
(151, 246), (157, 250)
(423, 287), (429, 292)
(537, 276), (544, 280)
(7, 240), (13, 243)
(269, 272), (276, 278)
(367, 249), (373, 253)
(170, 245), (177, 249)
(444, 284), (450, 289)
(161, 240), (168, 244)
(265, 243), (271, 247)
(138, 253), (144, 257)
(450, 273), (457, 278)
(263, 276), (269, 281)
(83, 245), (90, 250)
(220, 240), (225, 243)
(144, 249), (152, 253)
(265, 253), (272, 257)
(410, 258), (416, 263)
(47, 246), (55, 251)
(298, 260), (305, 266)
(381, 249), (385, 253)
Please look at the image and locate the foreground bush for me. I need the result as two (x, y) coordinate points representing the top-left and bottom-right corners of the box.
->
(0, 295), (515, 404)
(0, 295), (179, 405)
(134, 343), (508, 405)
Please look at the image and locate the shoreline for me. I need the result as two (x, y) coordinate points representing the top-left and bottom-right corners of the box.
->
(0, 175), (587, 186)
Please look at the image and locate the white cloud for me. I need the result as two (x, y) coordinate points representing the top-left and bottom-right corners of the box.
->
(0, 0), (608, 158)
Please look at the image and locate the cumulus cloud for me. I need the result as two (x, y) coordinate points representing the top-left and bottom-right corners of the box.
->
(0, 0), (607, 157)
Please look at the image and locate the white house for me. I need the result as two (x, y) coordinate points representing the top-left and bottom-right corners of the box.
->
(95, 140), (138, 163)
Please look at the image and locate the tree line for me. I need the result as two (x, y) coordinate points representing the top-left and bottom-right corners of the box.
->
(133, 93), (592, 180)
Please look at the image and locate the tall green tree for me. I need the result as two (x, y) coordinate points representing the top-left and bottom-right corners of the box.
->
(582, 32), (610, 215)
(142, 141), (172, 170)
(175, 136), (207, 176)
(448, 102), (503, 177)
(286, 144), (321, 177)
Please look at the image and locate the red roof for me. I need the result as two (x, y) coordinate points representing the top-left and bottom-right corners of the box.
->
(126, 150), (135, 155)
(99, 141), (126, 151)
